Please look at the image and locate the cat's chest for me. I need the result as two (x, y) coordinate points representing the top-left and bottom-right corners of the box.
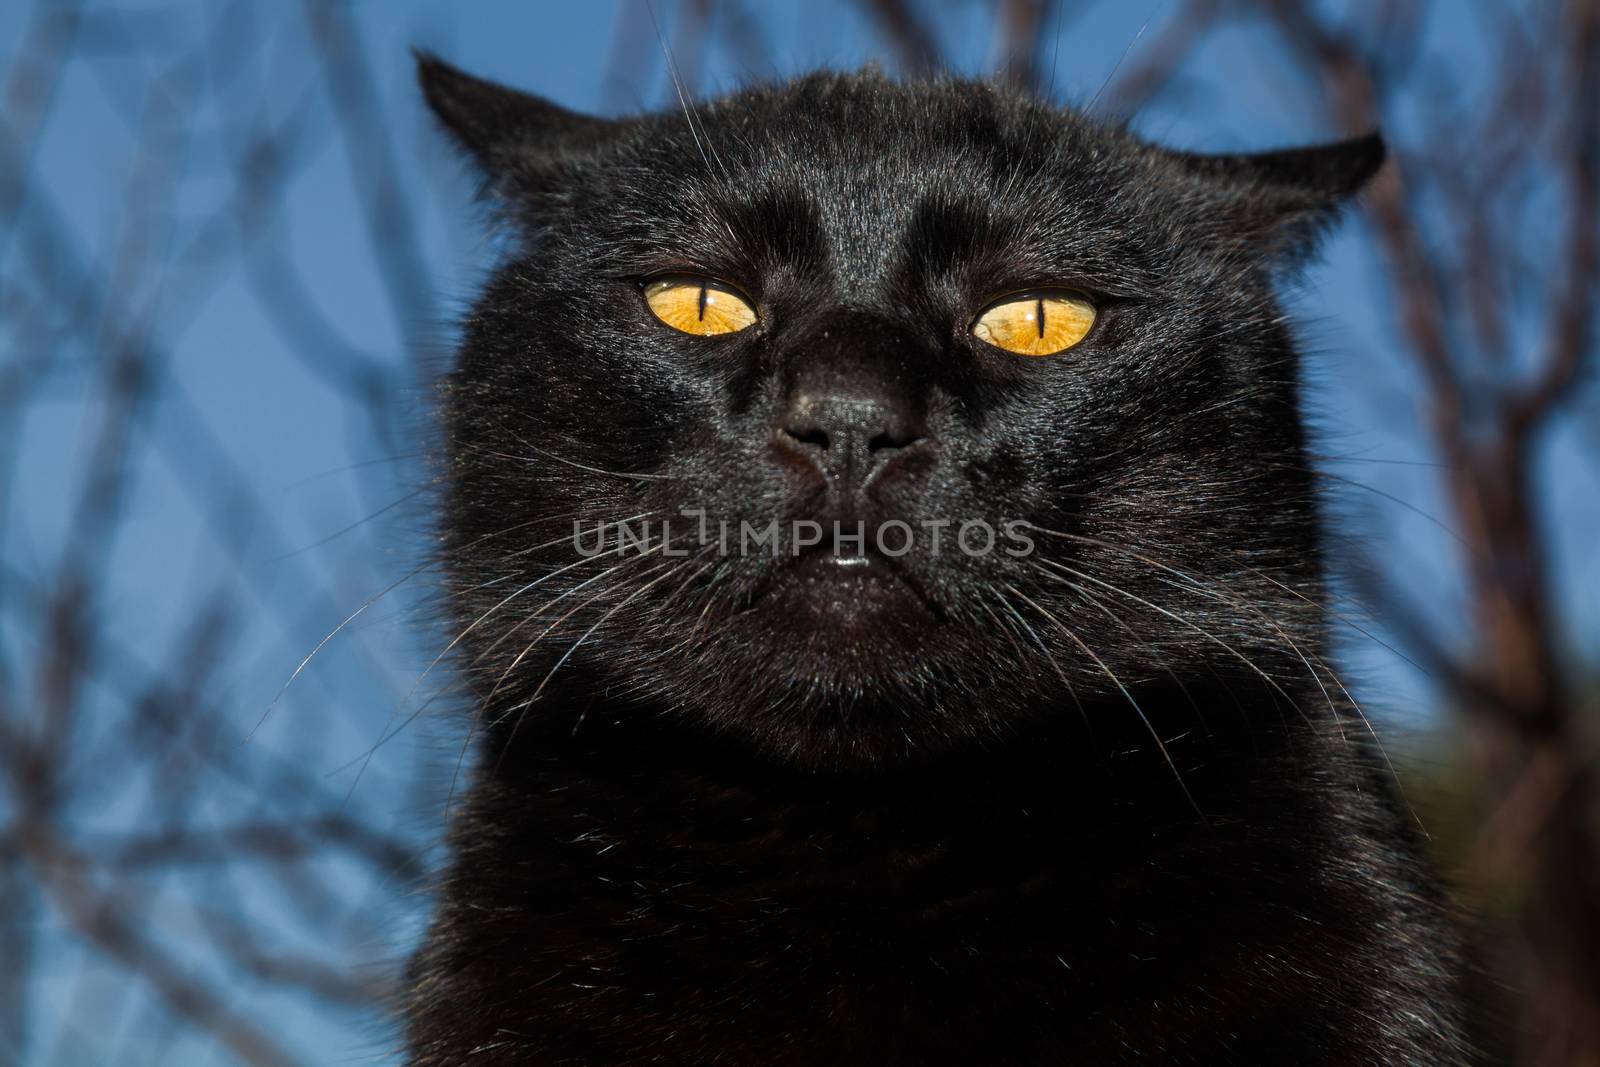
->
(462, 787), (1343, 1067)
(490, 757), (1270, 972)
(430, 737), (1384, 1066)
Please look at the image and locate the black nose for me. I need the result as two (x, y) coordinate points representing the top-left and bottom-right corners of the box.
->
(778, 387), (927, 494)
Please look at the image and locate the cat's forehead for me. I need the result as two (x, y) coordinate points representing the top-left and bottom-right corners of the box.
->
(602, 76), (1157, 291)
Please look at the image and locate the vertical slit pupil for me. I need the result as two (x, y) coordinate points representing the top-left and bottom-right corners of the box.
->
(698, 284), (708, 322)
(1036, 298), (1045, 339)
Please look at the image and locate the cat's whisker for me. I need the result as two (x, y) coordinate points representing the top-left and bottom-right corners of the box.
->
(1002, 582), (1204, 818)
(1229, 554), (1432, 677)
(411, 516), (661, 699)
(1148, 568), (1348, 741)
(475, 522), (712, 726)
(478, 553), (670, 710)
(563, 556), (713, 729)
(342, 561), (636, 805)
(645, 550), (729, 660)
(338, 512), (663, 799)
(978, 590), (1033, 666)
(255, 512), (584, 739)
(1021, 524), (1425, 830)
(1029, 525), (1339, 729)
(271, 485), (428, 563)
(330, 670), (461, 787)
(341, 563), (625, 800)
(984, 587), (1094, 745)
(253, 566), (425, 742)
(1216, 568), (1427, 830)
(1027, 525), (1348, 716)
(1318, 469), (1467, 546)
(1085, 7), (1156, 117)
(484, 433), (674, 482)
(1030, 568), (1222, 740)
(443, 513), (666, 675)
(1031, 557), (1315, 732)
(1023, 522), (1337, 671)
(444, 565), (653, 815)
(491, 556), (696, 775)
(664, 562), (731, 659)
(645, 0), (727, 183)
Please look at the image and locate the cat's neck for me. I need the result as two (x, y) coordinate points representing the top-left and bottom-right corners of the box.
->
(470, 673), (1322, 873)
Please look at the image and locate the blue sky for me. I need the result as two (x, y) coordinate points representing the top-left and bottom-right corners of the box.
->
(3, 1), (1593, 1062)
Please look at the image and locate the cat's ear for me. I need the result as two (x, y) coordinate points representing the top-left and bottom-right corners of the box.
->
(1168, 133), (1385, 265)
(415, 51), (615, 185)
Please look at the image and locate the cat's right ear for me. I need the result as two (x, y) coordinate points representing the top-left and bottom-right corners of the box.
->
(1163, 133), (1386, 268)
(415, 51), (614, 187)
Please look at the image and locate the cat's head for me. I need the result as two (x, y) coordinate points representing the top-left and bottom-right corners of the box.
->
(419, 57), (1381, 769)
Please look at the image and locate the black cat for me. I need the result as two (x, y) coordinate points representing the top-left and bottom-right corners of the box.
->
(404, 54), (1467, 1065)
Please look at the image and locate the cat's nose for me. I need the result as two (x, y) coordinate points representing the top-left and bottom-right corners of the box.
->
(777, 387), (928, 494)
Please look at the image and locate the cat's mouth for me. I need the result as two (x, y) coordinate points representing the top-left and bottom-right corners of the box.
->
(760, 546), (938, 629)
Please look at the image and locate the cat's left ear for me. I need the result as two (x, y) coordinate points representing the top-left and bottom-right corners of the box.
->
(416, 51), (616, 188)
(1167, 133), (1385, 265)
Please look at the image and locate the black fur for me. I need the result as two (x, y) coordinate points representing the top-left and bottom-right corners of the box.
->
(405, 55), (1465, 1065)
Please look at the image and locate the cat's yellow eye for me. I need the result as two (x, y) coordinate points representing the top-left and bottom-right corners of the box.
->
(643, 276), (758, 336)
(971, 289), (1096, 357)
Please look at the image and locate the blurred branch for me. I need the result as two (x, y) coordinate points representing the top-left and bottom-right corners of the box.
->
(1093, 0), (1222, 118)
(302, 0), (435, 356)
(102, 815), (425, 883)
(2, 4), (435, 1063)
(994, 0), (1049, 92)
(0, 0), (84, 254)
(1510, 0), (1598, 438)
(857, 0), (943, 76)
(20, 829), (302, 1067)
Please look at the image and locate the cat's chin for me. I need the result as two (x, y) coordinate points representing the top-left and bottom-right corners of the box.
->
(661, 562), (1002, 769)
